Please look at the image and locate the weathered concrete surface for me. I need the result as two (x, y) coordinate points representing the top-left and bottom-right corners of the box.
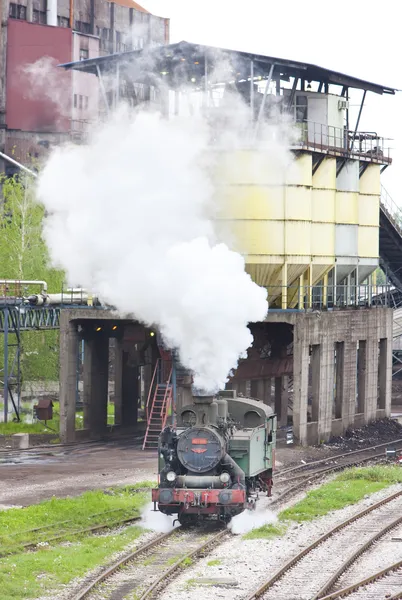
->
(293, 308), (393, 445)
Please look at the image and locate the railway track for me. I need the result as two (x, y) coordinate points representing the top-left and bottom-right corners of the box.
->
(0, 508), (142, 558)
(73, 525), (229, 600)
(276, 437), (402, 478)
(276, 439), (402, 485)
(245, 488), (402, 600)
(319, 559), (402, 599)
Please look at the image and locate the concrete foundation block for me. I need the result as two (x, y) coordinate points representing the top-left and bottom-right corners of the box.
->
(194, 577), (239, 586)
(12, 433), (29, 449)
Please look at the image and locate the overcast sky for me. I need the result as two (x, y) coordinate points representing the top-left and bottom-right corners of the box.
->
(142, 0), (401, 202)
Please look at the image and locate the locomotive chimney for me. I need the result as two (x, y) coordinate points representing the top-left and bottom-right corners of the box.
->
(192, 393), (214, 426)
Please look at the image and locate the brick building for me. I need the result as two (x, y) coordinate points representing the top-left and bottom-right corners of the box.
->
(0, 0), (169, 173)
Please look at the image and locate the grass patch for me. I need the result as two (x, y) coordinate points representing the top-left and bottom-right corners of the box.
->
(0, 402), (84, 435)
(279, 478), (387, 523)
(243, 523), (286, 540)
(0, 525), (144, 600)
(245, 466), (401, 539)
(0, 483), (152, 599)
(338, 465), (402, 483)
(0, 486), (149, 551)
(207, 559), (222, 566)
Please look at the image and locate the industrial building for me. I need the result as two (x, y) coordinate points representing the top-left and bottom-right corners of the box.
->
(57, 41), (398, 446)
(0, 0), (169, 174)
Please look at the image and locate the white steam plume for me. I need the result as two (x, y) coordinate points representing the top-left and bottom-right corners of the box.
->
(37, 107), (269, 393)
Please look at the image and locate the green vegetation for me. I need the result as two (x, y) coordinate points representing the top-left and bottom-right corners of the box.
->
(338, 465), (402, 483)
(0, 526), (144, 600)
(0, 175), (64, 386)
(0, 402), (83, 435)
(0, 486), (148, 546)
(207, 559), (222, 566)
(0, 484), (151, 599)
(245, 465), (401, 539)
(243, 523), (286, 540)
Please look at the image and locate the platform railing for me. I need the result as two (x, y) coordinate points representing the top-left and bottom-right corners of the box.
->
(267, 283), (393, 311)
(381, 185), (402, 234)
(292, 120), (392, 163)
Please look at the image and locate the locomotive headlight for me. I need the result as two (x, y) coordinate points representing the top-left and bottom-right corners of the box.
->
(220, 472), (231, 484)
(166, 471), (176, 482)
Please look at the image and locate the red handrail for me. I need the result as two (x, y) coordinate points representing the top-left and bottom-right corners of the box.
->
(145, 358), (160, 423)
(161, 367), (173, 430)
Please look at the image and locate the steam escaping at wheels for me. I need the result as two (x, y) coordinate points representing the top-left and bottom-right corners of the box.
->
(152, 390), (277, 526)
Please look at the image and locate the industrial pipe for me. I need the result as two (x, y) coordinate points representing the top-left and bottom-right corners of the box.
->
(0, 152), (38, 178)
(0, 279), (47, 292)
(47, 0), (57, 25)
(27, 293), (97, 305)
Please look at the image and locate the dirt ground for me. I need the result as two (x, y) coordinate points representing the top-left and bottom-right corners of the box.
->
(1, 418), (402, 509)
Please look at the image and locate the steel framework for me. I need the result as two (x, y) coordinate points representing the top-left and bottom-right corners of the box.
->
(0, 306), (62, 423)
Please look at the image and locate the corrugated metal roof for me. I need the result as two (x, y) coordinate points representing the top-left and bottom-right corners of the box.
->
(106, 0), (149, 11)
(59, 40), (397, 95)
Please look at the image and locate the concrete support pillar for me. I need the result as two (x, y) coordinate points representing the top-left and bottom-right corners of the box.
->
(275, 376), (288, 427)
(237, 379), (247, 396)
(293, 335), (309, 445)
(82, 339), (91, 429)
(59, 315), (79, 443)
(256, 379), (265, 401)
(379, 337), (392, 415)
(357, 340), (366, 414)
(342, 341), (358, 429)
(365, 338), (378, 422)
(311, 345), (320, 421)
(317, 341), (334, 442)
(114, 338), (123, 426)
(122, 356), (139, 427)
(250, 379), (259, 399)
(263, 378), (272, 405)
(88, 336), (109, 437)
(334, 342), (344, 419)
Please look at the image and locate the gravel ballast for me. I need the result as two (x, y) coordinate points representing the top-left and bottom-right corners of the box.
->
(159, 484), (402, 600)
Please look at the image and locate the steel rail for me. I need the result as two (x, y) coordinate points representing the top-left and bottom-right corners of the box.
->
(276, 437), (402, 478)
(73, 528), (177, 600)
(270, 450), (401, 509)
(2, 515), (142, 558)
(319, 559), (402, 600)
(139, 529), (229, 599)
(278, 448), (402, 484)
(314, 513), (402, 599)
(245, 489), (402, 600)
(73, 527), (228, 600)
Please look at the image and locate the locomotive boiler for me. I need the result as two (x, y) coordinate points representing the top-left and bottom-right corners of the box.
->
(151, 390), (276, 524)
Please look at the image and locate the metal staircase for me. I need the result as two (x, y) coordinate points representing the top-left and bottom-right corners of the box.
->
(142, 358), (173, 450)
(380, 186), (402, 290)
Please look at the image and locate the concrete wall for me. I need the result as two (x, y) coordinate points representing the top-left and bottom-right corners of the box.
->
(293, 308), (393, 445)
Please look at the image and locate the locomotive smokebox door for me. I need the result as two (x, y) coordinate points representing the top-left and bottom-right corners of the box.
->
(34, 398), (53, 421)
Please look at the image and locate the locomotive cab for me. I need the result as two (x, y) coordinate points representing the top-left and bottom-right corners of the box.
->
(151, 391), (276, 525)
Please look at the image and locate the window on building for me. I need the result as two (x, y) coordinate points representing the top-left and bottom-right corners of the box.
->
(33, 9), (46, 24)
(79, 48), (89, 60)
(9, 3), (27, 20)
(57, 16), (69, 27)
(73, 94), (78, 108)
(74, 20), (90, 34)
(295, 95), (308, 123)
(78, 95), (83, 109)
(84, 96), (89, 109)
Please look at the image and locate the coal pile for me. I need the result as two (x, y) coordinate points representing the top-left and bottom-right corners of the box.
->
(323, 418), (402, 451)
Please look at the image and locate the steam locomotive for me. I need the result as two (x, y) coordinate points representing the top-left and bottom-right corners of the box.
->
(151, 390), (276, 524)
